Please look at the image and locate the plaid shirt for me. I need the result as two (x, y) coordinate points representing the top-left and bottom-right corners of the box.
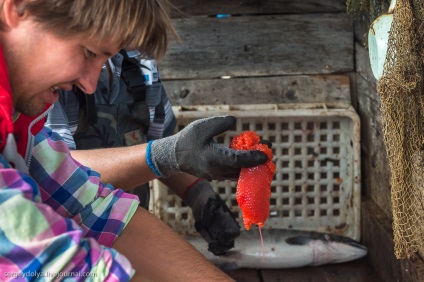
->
(0, 127), (139, 281)
(0, 43), (140, 280)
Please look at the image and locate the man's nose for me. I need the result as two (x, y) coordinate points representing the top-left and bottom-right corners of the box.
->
(75, 66), (101, 94)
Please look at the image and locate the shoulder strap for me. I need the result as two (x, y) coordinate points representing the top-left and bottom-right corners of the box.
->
(119, 49), (147, 102)
(75, 86), (97, 125)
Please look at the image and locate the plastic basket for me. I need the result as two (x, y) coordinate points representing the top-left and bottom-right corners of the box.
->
(152, 103), (361, 240)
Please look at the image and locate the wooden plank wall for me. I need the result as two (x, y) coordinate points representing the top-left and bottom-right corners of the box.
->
(162, 0), (354, 106)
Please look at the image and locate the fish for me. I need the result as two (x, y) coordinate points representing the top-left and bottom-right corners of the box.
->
(186, 228), (368, 270)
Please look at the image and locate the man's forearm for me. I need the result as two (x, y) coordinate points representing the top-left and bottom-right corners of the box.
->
(71, 144), (157, 190)
(113, 208), (234, 281)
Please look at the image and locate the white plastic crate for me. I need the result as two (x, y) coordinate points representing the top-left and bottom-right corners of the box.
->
(152, 103), (361, 240)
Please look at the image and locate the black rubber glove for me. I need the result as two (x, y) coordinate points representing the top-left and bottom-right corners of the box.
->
(149, 116), (268, 180)
(184, 179), (240, 255)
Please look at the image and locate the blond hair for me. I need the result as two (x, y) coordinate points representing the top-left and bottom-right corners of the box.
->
(19, 0), (179, 60)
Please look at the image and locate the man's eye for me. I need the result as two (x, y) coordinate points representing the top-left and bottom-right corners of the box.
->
(85, 49), (97, 58)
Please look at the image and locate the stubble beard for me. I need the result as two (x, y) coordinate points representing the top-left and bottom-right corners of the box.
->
(13, 94), (45, 117)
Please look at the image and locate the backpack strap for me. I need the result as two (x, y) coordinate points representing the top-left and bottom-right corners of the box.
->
(75, 86), (97, 125)
(119, 49), (147, 102)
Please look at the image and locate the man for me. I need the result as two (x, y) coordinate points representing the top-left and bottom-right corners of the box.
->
(45, 49), (241, 256)
(0, 0), (268, 281)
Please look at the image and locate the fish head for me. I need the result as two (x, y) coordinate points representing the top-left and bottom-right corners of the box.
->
(286, 233), (368, 266)
(311, 234), (368, 265)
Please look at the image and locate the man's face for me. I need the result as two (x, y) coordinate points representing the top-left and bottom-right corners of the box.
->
(3, 19), (119, 116)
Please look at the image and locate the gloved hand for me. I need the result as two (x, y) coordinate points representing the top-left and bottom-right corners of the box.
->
(148, 116), (269, 180)
(183, 178), (240, 255)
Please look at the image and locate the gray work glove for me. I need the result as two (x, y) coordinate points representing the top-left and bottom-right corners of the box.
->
(149, 116), (268, 180)
(184, 179), (240, 256)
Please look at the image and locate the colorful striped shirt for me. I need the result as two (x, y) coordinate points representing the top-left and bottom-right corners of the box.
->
(0, 47), (140, 280)
(0, 127), (140, 281)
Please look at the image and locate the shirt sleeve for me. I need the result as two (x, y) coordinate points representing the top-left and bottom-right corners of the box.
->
(45, 94), (78, 150)
(0, 155), (134, 281)
(29, 127), (140, 247)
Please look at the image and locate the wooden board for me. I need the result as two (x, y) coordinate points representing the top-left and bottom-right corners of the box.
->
(160, 13), (354, 79)
(260, 258), (381, 282)
(355, 43), (377, 91)
(170, 0), (347, 17)
(362, 199), (424, 282)
(354, 43), (391, 219)
(163, 75), (351, 106)
(223, 258), (381, 282)
(225, 268), (261, 282)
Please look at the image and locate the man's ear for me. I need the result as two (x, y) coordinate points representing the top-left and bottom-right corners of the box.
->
(2, 0), (27, 28)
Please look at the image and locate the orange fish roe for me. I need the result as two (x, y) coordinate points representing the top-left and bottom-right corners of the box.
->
(230, 131), (275, 230)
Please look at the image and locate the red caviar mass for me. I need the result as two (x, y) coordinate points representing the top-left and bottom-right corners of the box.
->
(230, 131), (276, 230)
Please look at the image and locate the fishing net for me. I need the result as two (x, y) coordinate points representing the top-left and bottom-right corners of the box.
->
(377, 0), (424, 259)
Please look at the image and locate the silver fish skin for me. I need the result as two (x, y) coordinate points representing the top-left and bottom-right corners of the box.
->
(185, 228), (368, 270)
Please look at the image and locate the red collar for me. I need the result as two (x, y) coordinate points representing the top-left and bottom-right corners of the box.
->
(0, 44), (14, 153)
(0, 44), (50, 157)
(14, 104), (51, 158)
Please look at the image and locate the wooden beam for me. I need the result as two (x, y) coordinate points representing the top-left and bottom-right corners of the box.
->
(161, 13), (354, 79)
(170, 0), (347, 17)
(355, 43), (391, 219)
(163, 75), (351, 106)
